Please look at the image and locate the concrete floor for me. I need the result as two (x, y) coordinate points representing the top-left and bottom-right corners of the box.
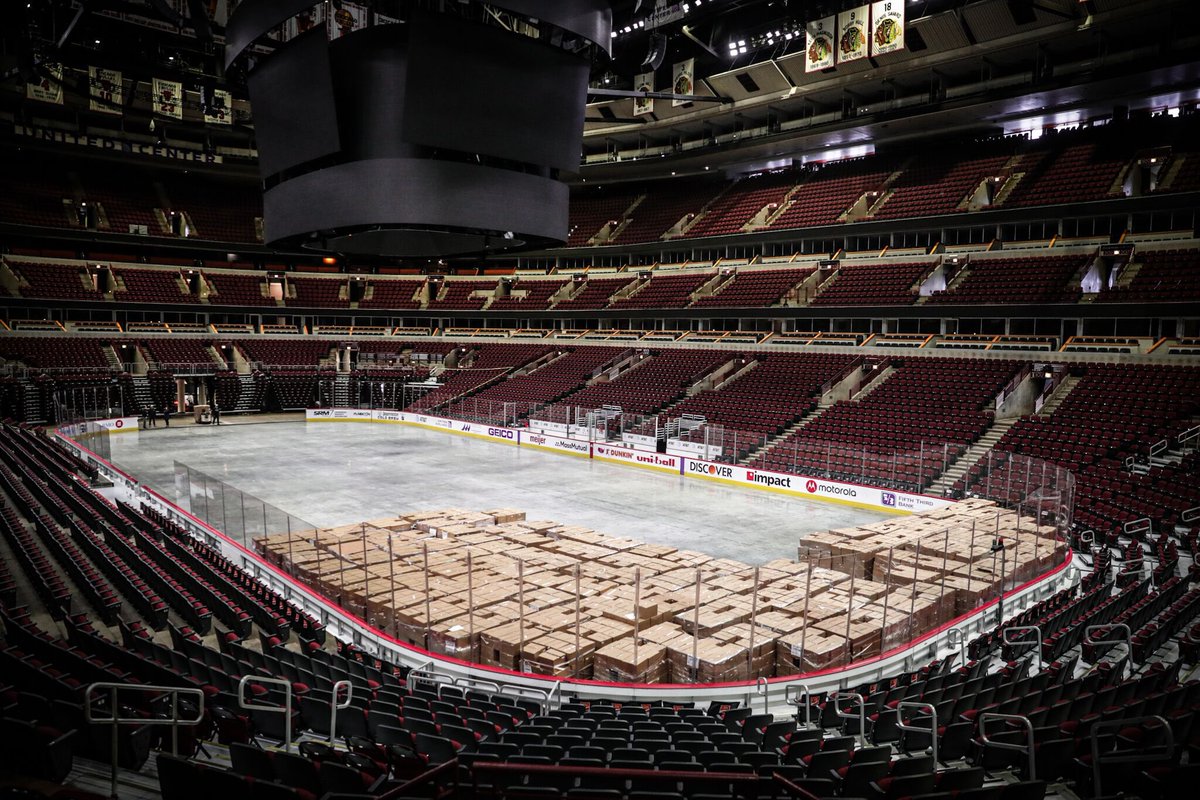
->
(108, 419), (889, 564)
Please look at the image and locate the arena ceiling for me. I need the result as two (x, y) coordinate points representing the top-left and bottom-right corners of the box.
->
(1, 0), (1198, 182)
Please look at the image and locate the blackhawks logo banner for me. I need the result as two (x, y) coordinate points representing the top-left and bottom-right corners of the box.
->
(329, 1), (369, 40)
(633, 71), (655, 116)
(671, 58), (694, 107)
(153, 77), (184, 119)
(26, 62), (64, 105)
(805, 16), (836, 72)
(838, 5), (870, 64)
(89, 66), (123, 114)
(871, 1), (906, 57)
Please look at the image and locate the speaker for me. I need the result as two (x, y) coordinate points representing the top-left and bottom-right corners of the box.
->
(1007, 0), (1037, 26)
(227, 1), (613, 257)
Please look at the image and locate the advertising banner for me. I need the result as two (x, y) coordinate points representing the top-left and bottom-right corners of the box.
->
(524, 433), (592, 457)
(593, 443), (681, 473)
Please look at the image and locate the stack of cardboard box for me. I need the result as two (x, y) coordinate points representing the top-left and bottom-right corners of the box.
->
(253, 497), (1061, 682)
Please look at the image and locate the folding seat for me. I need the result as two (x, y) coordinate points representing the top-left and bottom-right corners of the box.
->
(230, 741), (276, 780)
(272, 751), (324, 798)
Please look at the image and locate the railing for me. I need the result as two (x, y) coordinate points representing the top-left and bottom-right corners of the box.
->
(773, 772), (824, 800)
(379, 757), (459, 800)
(329, 679), (354, 746)
(897, 700), (939, 766)
(499, 682), (553, 716)
(832, 691), (866, 748)
(979, 712), (1035, 780)
(1085, 623), (1134, 675)
(994, 363), (1033, 411)
(238, 675), (293, 751)
(784, 683), (814, 727)
(1182, 506), (1200, 525)
(471, 762), (762, 797)
(1124, 517), (1152, 536)
(85, 683), (205, 799)
(450, 675), (502, 698)
(1002, 625), (1044, 673)
(754, 676), (769, 715)
(409, 667), (454, 694)
(946, 628), (968, 668)
(1089, 716), (1173, 798)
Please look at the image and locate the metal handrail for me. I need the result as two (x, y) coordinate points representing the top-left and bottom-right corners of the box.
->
(498, 683), (552, 716)
(1090, 715), (1173, 797)
(1124, 517), (1152, 536)
(85, 682), (205, 799)
(1178, 424), (1200, 447)
(979, 712), (1035, 780)
(238, 675), (293, 751)
(1002, 625), (1043, 673)
(772, 771), (823, 800)
(832, 691), (867, 748)
(1084, 624), (1134, 673)
(451, 676), (501, 697)
(755, 677), (769, 715)
(329, 680), (353, 746)
(379, 757), (460, 800)
(784, 683), (814, 727)
(897, 701), (939, 766)
(408, 667), (452, 694)
(1182, 506), (1200, 525)
(946, 627), (968, 667)
(548, 679), (564, 713)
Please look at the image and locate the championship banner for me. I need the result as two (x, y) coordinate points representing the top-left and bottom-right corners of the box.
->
(284, 4), (326, 41)
(670, 58), (694, 107)
(206, 0), (232, 27)
(328, 1), (369, 40)
(204, 88), (232, 125)
(374, 12), (400, 26)
(153, 77), (184, 119)
(88, 66), (123, 114)
(805, 16), (836, 73)
(633, 71), (655, 116)
(871, 1), (905, 57)
(838, 5), (870, 64)
(26, 62), (64, 105)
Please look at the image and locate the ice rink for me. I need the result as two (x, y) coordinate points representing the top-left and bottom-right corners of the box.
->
(108, 419), (890, 564)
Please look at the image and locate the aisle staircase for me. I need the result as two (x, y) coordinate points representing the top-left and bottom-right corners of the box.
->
(332, 374), (354, 407)
(130, 376), (153, 414)
(928, 416), (1021, 496)
(233, 375), (263, 413)
(20, 379), (45, 424)
(1038, 374), (1082, 416)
